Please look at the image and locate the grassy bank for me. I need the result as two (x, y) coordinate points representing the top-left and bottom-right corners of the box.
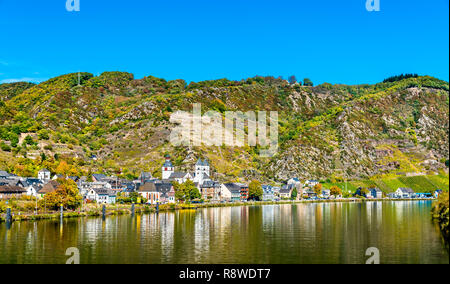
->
(0, 198), (434, 223)
(322, 172), (449, 194)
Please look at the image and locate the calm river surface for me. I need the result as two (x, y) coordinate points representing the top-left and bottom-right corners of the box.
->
(1, 201), (448, 264)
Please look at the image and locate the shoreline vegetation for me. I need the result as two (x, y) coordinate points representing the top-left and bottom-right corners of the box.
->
(432, 191), (449, 241)
(1, 198), (435, 223)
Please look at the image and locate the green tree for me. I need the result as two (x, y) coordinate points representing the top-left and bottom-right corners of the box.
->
(174, 180), (201, 202)
(303, 78), (313, 86)
(291, 187), (298, 200)
(248, 180), (263, 201)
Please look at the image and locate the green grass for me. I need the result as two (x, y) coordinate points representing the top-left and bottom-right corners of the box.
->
(323, 174), (449, 194)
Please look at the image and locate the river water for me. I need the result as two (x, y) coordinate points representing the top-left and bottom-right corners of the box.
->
(0, 201), (448, 264)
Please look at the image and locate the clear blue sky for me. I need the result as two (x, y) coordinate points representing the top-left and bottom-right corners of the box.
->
(0, 0), (448, 85)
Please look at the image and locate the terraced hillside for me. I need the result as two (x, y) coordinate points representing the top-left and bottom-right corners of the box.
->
(0, 73), (448, 186)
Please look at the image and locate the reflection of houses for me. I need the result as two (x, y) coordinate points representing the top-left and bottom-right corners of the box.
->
(395, 188), (414, 198)
(138, 181), (175, 204)
(221, 183), (248, 202)
(370, 187), (383, 199)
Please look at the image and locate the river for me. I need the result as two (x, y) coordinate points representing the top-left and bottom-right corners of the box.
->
(0, 200), (448, 264)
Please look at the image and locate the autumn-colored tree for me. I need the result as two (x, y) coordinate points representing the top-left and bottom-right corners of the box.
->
(313, 183), (323, 195)
(39, 178), (82, 210)
(248, 180), (263, 201)
(330, 186), (342, 197)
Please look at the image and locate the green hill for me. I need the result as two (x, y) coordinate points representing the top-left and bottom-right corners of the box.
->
(0, 72), (448, 185)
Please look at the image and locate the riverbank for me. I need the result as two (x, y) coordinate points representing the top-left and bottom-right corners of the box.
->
(0, 198), (435, 223)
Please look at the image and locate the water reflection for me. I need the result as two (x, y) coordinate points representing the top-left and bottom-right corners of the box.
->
(0, 201), (448, 264)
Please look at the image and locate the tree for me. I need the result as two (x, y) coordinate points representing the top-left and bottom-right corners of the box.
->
(39, 178), (82, 210)
(330, 186), (342, 197)
(291, 187), (298, 200)
(174, 180), (201, 202)
(303, 78), (313, 86)
(313, 183), (322, 196)
(248, 180), (263, 201)
(288, 75), (297, 85)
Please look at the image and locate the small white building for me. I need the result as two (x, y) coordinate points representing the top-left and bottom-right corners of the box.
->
(395, 188), (415, 198)
(38, 169), (51, 181)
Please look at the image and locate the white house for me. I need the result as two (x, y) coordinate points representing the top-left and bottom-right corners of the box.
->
(38, 169), (51, 181)
(262, 185), (275, 201)
(395, 188), (415, 198)
(304, 180), (319, 188)
(220, 183), (242, 202)
(86, 188), (116, 204)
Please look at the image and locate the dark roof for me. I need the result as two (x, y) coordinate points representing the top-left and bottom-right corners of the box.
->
(223, 183), (243, 193)
(280, 186), (292, 194)
(92, 174), (107, 181)
(38, 180), (60, 194)
(169, 172), (189, 179)
(163, 159), (173, 167)
(93, 188), (116, 196)
(0, 171), (11, 177)
(0, 185), (26, 193)
(139, 182), (157, 192)
(370, 187), (382, 192)
(200, 180), (220, 188)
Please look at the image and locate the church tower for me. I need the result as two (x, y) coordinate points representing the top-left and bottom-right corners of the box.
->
(162, 155), (174, 180)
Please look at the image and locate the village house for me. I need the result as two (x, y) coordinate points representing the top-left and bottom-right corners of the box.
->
(395, 188), (415, 198)
(38, 168), (51, 182)
(86, 188), (116, 204)
(370, 187), (383, 199)
(262, 185), (275, 201)
(138, 181), (175, 205)
(221, 183), (245, 202)
(78, 181), (112, 197)
(279, 185), (293, 199)
(92, 174), (107, 182)
(0, 185), (27, 199)
(199, 180), (221, 201)
(37, 180), (60, 198)
(0, 170), (11, 179)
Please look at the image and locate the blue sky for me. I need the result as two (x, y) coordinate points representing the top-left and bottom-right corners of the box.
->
(0, 0), (448, 85)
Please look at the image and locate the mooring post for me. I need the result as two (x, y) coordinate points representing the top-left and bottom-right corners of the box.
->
(156, 202), (159, 213)
(131, 203), (135, 216)
(6, 207), (12, 223)
(102, 204), (106, 220)
(60, 204), (64, 221)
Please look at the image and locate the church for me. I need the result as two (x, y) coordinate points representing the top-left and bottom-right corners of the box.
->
(161, 156), (220, 200)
